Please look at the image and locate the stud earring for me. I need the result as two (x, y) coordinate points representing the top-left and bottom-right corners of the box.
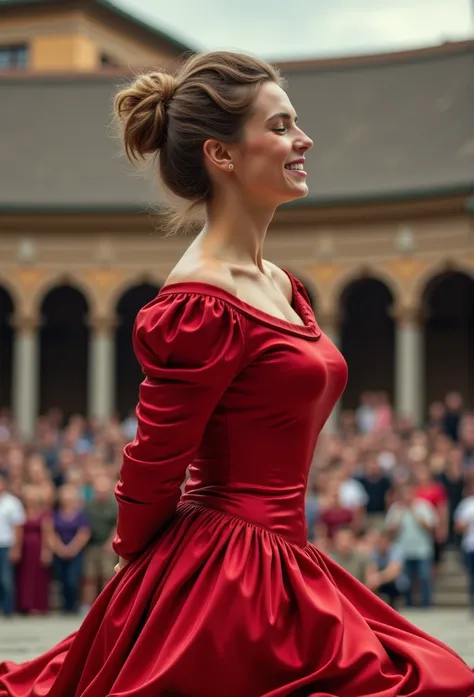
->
(228, 163), (234, 170)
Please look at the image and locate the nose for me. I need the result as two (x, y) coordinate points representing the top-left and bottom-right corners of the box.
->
(295, 129), (313, 153)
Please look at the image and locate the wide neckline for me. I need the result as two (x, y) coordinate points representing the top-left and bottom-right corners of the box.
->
(159, 270), (321, 340)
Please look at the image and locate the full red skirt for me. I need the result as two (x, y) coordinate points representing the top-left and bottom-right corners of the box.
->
(1, 503), (473, 696)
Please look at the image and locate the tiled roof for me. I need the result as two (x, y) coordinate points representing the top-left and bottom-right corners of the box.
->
(0, 41), (472, 209)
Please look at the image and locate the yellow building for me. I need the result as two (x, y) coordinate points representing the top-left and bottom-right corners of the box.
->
(0, 0), (191, 71)
(0, 0), (473, 438)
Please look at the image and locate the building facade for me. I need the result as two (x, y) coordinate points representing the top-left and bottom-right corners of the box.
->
(0, 1), (473, 438)
(0, 0), (191, 71)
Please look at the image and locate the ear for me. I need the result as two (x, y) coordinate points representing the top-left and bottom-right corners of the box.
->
(202, 139), (233, 172)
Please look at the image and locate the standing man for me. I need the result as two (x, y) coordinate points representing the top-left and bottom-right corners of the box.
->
(81, 474), (118, 612)
(385, 482), (437, 608)
(0, 474), (26, 616)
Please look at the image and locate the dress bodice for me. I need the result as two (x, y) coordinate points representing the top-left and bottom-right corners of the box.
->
(179, 275), (348, 544)
(114, 271), (347, 558)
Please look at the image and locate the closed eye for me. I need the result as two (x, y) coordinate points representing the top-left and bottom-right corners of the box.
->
(273, 127), (287, 134)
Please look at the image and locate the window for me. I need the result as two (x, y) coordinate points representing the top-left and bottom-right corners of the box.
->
(0, 44), (29, 69)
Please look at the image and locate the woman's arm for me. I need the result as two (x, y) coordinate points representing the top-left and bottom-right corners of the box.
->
(113, 292), (248, 561)
(66, 526), (91, 556)
(49, 531), (68, 557)
(40, 515), (54, 565)
(436, 500), (449, 543)
(8, 523), (24, 563)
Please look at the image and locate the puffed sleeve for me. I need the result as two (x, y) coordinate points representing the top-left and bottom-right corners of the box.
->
(113, 291), (248, 560)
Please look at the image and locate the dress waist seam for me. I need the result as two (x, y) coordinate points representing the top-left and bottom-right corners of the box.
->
(177, 500), (308, 550)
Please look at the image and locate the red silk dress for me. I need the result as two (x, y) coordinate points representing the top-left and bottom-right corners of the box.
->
(1, 272), (473, 696)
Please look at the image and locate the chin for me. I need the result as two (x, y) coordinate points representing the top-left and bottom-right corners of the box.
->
(276, 184), (309, 207)
(293, 184), (309, 200)
(252, 182), (309, 209)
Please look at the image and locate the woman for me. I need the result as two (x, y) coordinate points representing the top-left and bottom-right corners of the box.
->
(14, 485), (52, 615)
(1, 50), (473, 696)
(439, 447), (466, 546)
(318, 478), (355, 540)
(413, 460), (449, 569)
(4, 447), (25, 500)
(24, 454), (55, 508)
(50, 485), (90, 614)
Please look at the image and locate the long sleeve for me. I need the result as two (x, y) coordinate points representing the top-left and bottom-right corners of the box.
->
(113, 290), (248, 560)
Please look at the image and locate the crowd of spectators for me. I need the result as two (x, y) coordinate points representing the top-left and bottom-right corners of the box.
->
(0, 411), (124, 617)
(307, 391), (474, 612)
(0, 390), (473, 618)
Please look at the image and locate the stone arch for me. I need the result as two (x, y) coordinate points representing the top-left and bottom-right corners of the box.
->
(39, 284), (90, 417)
(422, 270), (474, 407)
(413, 258), (474, 304)
(34, 272), (97, 318)
(332, 265), (401, 310)
(0, 277), (22, 311)
(0, 285), (15, 410)
(115, 282), (162, 418)
(339, 276), (395, 410)
(108, 273), (163, 315)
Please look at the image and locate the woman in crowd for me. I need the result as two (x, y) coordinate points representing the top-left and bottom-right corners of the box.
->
(15, 485), (52, 615)
(413, 460), (449, 570)
(50, 484), (90, 614)
(439, 447), (467, 545)
(25, 455), (55, 508)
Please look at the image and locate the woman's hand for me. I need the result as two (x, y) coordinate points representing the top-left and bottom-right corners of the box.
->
(40, 548), (52, 566)
(114, 557), (129, 574)
(8, 547), (21, 564)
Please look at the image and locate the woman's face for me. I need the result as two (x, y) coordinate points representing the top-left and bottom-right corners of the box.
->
(429, 401), (445, 420)
(60, 485), (79, 508)
(7, 447), (24, 469)
(23, 485), (43, 508)
(27, 458), (45, 482)
(229, 81), (313, 208)
(414, 462), (431, 484)
(447, 448), (463, 474)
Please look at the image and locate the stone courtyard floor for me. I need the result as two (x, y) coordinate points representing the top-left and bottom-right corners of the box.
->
(0, 608), (473, 668)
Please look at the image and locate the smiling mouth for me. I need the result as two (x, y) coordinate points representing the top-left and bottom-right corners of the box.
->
(285, 163), (307, 177)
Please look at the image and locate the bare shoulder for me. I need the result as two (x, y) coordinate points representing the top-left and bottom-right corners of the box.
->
(164, 260), (238, 297)
(264, 260), (293, 302)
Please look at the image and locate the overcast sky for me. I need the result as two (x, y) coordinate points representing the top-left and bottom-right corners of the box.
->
(115, 0), (473, 60)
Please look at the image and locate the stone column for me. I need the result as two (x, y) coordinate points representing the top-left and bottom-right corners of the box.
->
(12, 314), (40, 441)
(88, 314), (117, 425)
(394, 305), (425, 428)
(318, 309), (342, 435)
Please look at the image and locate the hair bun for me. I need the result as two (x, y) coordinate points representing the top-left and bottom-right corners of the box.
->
(114, 71), (178, 161)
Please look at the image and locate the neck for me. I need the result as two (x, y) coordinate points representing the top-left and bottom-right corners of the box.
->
(201, 191), (276, 271)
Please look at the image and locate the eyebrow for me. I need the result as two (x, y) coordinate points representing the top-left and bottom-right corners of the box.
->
(266, 111), (298, 123)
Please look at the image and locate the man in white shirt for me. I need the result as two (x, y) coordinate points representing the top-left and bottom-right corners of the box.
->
(454, 483), (474, 614)
(355, 392), (376, 434)
(385, 481), (437, 608)
(0, 474), (26, 616)
(333, 456), (369, 532)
